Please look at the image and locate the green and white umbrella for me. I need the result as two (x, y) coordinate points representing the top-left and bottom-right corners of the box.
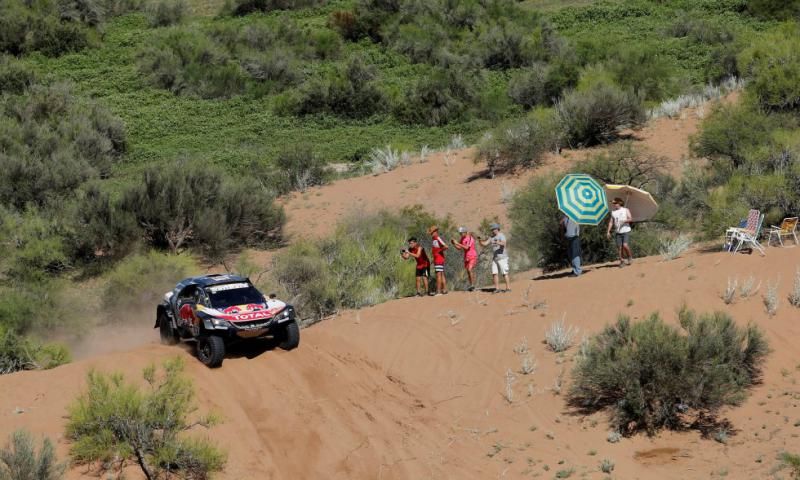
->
(555, 174), (608, 225)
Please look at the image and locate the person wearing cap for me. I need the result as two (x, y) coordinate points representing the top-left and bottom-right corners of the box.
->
(428, 225), (449, 295)
(607, 197), (633, 267)
(560, 214), (581, 277)
(451, 227), (477, 291)
(479, 223), (510, 293)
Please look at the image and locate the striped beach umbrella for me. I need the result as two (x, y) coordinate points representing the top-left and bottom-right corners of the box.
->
(555, 174), (608, 225)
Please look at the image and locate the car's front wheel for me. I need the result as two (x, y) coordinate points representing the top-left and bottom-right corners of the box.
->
(159, 312), (179, 346)
(278, 320), (300, 350)
(197, 335), (225, 368)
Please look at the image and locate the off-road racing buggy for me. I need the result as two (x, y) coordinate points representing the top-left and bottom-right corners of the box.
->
(154, 274), (299, 367)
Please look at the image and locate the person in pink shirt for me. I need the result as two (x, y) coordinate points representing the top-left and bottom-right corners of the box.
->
(451, 226), (477, 291)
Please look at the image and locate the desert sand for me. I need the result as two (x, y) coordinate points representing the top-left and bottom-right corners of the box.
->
(3, 99), (799, 479)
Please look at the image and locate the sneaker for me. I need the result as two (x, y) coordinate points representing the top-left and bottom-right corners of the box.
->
(442, 290), (449, 295)
(416, 292), (423, 297)
(467, 286), (475, 292)
(428, 292), (436, 296)
(434, 293), (443, 297)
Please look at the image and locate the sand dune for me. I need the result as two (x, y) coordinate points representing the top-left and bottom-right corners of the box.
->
(4, 96), (796, 479)
(3, 246), (800, 479)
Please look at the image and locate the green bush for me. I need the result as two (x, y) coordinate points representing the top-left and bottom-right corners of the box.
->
(266, 144), (331, 193)
(607, 45), (677, 101)
(568, 308), (769, 435)
(690, 102), (786, 173)
(101, 251), (197, 319)
(475, 109), (562, 176)
(67, 357), (226, 479)
(0, 326), (71, 374)
(780, 452), (800, 479)
(228, 0), (321, 16)
(476, 19), (545, 70)
(739, 25), (800, 111)
(68, 184), (141, 262)
(146, 0), (186, 27)
(119, 160), (285, 257)
(0, 83), (126, 208)
(0, 55), (37, 95)
(280, 56), (385, 118)
(746, 0), (800, 20)
(557, 82), (646, 147)
(0, 429), (66, 480)
(394, 67), (476, 126)
(508, 65), (549, 109)
(0, 208), (70, 283)
(0, 0), (98, 57)
(138, 27), (247, 99)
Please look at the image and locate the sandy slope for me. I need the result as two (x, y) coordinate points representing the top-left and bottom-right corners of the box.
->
(6, 96), (796, 479)
(280, 105), (705, 241)
(3, 247), (800, 479)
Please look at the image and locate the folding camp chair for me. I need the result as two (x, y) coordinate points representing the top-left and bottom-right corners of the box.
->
(767, 217), (799, 247)
(731, 213), (765, 256)
(725, 209), (759, 251)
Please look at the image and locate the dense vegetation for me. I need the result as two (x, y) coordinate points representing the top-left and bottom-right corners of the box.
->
(569, 307), (769, 435)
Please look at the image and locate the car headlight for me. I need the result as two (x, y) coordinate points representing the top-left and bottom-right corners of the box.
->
(211, 318), (230, 328)
(278, 307), (294, 321)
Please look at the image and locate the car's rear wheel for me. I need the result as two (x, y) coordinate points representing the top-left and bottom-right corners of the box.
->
(197, 335), (225, 368)
(159, 312), (179, 346)
(278, 320), (300, 350)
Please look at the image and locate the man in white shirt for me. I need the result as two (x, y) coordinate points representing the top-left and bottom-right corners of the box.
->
(560, 215), (581, 276)
(479, 223), (511, 293)
(606, 197), (633, 267)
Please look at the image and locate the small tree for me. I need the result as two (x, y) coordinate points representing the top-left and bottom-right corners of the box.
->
(67, 357), (226, 480)
(0, 429), (66, 480)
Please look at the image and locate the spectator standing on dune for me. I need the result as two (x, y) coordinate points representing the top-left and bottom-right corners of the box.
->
(560, 215), (582, 277)
(607, 197), (633, 267)
(401, 237), (430, 296)
(451, 227), (477, 291)
(479, 223), (511, 293)
(429, 225), (449, 295)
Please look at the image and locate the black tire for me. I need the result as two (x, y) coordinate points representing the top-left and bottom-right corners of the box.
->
(159, 312), (179, 346)
(197, 335), (225, 368)
(278, 320), (300, 350)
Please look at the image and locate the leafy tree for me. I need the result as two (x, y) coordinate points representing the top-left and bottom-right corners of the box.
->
(67, 357), (226, 480)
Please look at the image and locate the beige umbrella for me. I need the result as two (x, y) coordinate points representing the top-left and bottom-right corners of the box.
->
(605, 184), (658, 222)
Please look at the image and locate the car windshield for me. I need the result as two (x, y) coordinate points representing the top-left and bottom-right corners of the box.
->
(206, 283), (264, 309)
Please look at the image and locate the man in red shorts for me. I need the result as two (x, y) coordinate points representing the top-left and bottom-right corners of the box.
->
(452, 226), (477, 291)
(428, 225), (449, 295)
(401, 237), (430, 296)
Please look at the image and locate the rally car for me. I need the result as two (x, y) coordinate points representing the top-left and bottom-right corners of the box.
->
(154, 274), (299, 367)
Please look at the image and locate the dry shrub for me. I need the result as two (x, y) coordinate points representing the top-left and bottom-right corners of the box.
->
(569, 308), (769, 435)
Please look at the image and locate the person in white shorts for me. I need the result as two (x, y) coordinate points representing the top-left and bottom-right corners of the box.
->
(479, 223), (511, 293)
